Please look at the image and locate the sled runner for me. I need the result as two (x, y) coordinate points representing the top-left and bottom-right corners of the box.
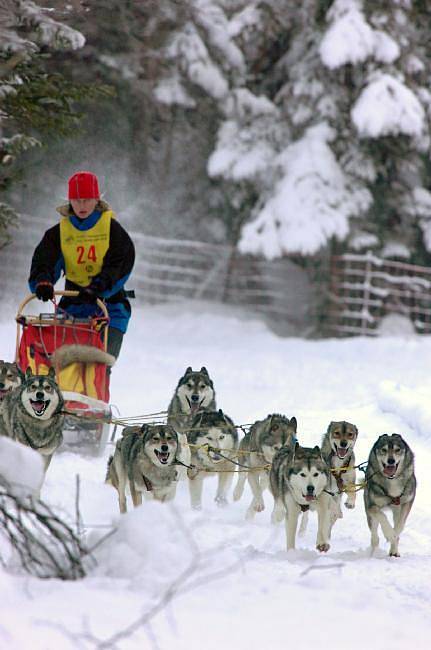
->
(15, 291), (114, 455)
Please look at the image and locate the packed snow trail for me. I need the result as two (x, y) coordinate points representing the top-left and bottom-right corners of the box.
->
(0, 303), (430, 650)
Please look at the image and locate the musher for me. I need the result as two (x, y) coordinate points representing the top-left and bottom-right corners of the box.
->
(28, 170), (135, 360)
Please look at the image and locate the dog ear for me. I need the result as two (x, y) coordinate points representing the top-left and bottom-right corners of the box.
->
(25, 367), (33, 378)
(14, 363), (25, 380)
(140, 424), (149, 437)
(185, 366), (192, 374)
(48, 366), (56, 379)
(200, 367), (209, 375)
(327, 421), (334, 433)
(290, 416), (297, 431)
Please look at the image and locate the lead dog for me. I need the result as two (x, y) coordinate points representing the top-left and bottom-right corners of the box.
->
(167, 366), (216, 435)
(270, 443), (332, 552)
(364, 434), (416, 557)
(187, 410), (238, 509)
(106, 423), (185, 513)
(233, 414), (297, 522)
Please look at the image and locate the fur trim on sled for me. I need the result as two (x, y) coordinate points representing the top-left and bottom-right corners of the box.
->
(51, 344), (116, 369)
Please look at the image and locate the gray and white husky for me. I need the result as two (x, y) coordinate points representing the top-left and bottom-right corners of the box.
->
(187, 409), (238, 509)
(364, 434), (416, 557)
(167, 366), (216, 435)
(233, 414), (297, 522)
(0, 367), (64, 474)
(106, 423), (185, 513)
(0, 361), (23, 402)
(270, 443), (332, 552)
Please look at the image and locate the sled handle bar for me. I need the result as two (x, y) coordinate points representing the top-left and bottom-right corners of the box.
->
(16, 291), (109, 320)
(15, 291), (110, 362)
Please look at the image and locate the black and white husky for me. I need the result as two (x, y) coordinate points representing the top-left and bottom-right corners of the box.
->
(233, 414), (297, 522)
(270, 443), (332, 552)
(187, 410), (238, 509)
(0, 367), (64, 474)
(364, 434), (416, 557)
(167, 366), (216, 435)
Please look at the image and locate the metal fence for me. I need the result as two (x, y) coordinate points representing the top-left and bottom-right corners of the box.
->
(0, 215), (315, 335)
(328, 252), (431, 336)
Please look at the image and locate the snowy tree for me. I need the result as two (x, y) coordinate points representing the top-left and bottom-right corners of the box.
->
(0, 0), (90, 246)
(150, 0), (431, 260)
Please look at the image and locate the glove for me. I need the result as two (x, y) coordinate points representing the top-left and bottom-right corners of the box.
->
(78, 286), (98, 304)
(35, 281), (54, 302)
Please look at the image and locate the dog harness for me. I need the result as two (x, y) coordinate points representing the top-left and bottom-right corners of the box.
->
(60, 210), (113, 287)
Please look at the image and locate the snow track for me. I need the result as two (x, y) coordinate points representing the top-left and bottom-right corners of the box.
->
(1, 303), (430, 649)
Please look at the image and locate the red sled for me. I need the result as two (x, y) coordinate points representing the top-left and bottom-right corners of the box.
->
(16, 291), (114, 455)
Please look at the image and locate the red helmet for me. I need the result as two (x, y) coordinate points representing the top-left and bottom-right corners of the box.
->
(68, 171), (100, 200)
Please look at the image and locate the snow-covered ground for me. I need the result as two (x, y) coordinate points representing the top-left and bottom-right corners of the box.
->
(1, 302), (431, 649)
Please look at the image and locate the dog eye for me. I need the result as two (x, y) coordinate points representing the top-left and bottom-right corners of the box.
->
(30, 383), (38, 391)
(300, 472), (306, 477)
(219, 435), (225, 440)
(313, 472), (319, 477)
(199, 384), (206, 390)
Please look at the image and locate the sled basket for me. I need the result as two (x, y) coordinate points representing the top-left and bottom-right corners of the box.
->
(15, 291), (113, 454)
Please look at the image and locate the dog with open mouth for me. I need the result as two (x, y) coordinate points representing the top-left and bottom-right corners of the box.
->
(106, 423), (185, 512)
(187, 409), (238, 509)
(167, 366), (216, 436)
(270, 443), (332, 552)
(364, 434), (416, 557)
(0, 367), (64, 475)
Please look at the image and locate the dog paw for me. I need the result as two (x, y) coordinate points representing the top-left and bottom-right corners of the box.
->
(254, 500), (265, 513)
(389, 551), (400, 558)
(215, 496), (228, 507)
(271, 511), (284, 525)
(191, 504), (202, 511)
(233, 489), (242, 502)
(316, 543), (330, 553)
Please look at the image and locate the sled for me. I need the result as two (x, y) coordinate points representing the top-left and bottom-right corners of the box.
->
(15, 291), (114, 455)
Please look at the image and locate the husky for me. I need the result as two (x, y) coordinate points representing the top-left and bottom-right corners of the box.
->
(187, 409), (238, 509)
(106, 423), (185, 513)
(0, 361), (23, 437)
(167, 366), (216, 435)
(0, 361), (23, 403)
(0, 367), (64, 473)
(270, 443), (332, 552)
(233, 414), (297, 522)
(364, 434), (416, 557)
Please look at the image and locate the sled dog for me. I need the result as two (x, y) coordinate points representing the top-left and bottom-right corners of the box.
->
(187, 409), (238, 509)
(106, 423), (185, 512)
(0, 361), (23, 436)
(0, 367), (64, 473)
(300, 420), (359, 537)
(364, 434), (416, 557)
(167, 366), (216, 435)
(270, 443), (332, 552)
(0, 361), (23, 402)
(233, 414), (297, 522)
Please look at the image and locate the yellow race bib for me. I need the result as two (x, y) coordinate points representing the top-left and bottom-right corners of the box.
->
(60, 211), (113, 287)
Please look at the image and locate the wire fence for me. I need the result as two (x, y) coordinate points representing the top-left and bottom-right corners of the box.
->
(328, 252), (431, 336)
(0, 214), (316, 335)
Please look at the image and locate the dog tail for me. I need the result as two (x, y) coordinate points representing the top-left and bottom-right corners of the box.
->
(105, 455), (114, 484)
(51, 344), (116, 369)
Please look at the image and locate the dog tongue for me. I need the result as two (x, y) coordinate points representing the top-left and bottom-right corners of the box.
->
(337, 447), (348, 458)
(32, 401), (45, 413)
(305, 494), (315, 502)
(384, 465), (396, 477)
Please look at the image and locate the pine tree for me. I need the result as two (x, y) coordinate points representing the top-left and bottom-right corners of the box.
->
(0, 0), (104, 246)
